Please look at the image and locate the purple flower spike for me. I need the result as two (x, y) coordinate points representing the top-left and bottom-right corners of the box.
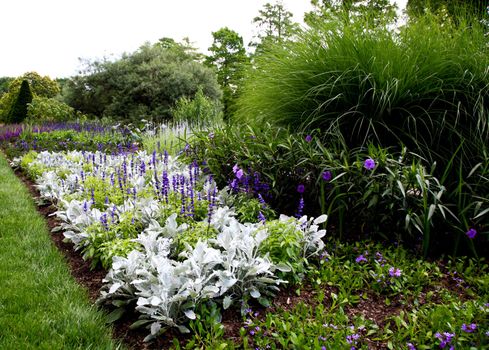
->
(297, 184), (305, 193)
(322, 171), (332, 181)
(305, 135), (312, 142)
(236, 169), (244, 180)
(466, 228), (477, 239)
(364, 158), (376, 170)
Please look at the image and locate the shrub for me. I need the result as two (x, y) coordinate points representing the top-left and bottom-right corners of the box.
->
(27, 96), (75, 122)
(188, 124), (488, 256)
(171, 88), (223, 127)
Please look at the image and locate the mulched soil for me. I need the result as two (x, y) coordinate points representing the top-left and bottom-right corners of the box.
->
(12, 167), (478, 350)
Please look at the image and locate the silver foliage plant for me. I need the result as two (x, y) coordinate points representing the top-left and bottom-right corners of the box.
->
(21, 150), (327, 339)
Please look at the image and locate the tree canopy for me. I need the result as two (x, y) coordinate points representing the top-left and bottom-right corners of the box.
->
(250, 1), (299, 53)
(407, 0), (489, 19)
(305, 0), (397, 27)
(205, 27), (249, 119)
(0, 72), (60, 122)
(63, 40), (221, 122)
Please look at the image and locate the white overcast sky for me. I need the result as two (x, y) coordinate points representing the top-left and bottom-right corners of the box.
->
(0, 0), (407, 79)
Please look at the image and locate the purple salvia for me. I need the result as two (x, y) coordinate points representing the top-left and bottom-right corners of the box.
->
(172, 175), (178, 193)
(152, 150), (157, 169)
(162, 171), (169, 204)
(122, 159), (127, 183)
(140, 160), (146, 176)
(111, 204), (117, 221)
(91, 188), (95, 205)
(180, 176), (186, 215)
(164, 150), (169, 167)
(295, 196), (305, 218)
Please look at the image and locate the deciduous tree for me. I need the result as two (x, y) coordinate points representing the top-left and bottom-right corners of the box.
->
(63, 41), (221, 122)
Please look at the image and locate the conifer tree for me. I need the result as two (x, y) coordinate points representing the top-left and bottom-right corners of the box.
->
(8, 80), (33, 123)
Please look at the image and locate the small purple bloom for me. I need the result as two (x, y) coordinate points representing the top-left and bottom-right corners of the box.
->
(461, 323), (477, 333)
(322, 171), (332, 181)
(236, 169), (244, 180)
(389, 267), (402, 277)
(305, 134), (312, 142)
(209, 132), (214, 139)
(407, 342), (416, 350)
(364, 158), (376, 170)
(356, 255), (367, 263)
(297, 184), (305, 193)
(232, 164), (240, 174)
(466, 228), (477, 239)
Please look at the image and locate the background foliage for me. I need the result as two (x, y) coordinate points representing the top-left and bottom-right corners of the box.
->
(63, 41), (222, 123)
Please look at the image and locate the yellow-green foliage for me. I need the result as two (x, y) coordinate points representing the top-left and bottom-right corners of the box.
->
(260, 219), (306, 283)
(99, 238), (139, 269)
(176, 221), (218, 253)
(20, 151), (45, 178)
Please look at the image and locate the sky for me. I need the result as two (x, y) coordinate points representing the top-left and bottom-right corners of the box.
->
(0, 0), (407, 79)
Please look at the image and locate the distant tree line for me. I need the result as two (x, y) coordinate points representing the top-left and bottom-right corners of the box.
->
(1, 0), (487, 124)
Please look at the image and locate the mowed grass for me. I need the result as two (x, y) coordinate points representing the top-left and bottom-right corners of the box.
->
(0, 155), (121, 350)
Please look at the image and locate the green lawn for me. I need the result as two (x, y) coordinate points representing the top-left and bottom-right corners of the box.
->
(0, 155), (121, 350)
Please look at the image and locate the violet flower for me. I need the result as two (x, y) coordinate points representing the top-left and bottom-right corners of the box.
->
(297, 184), (305, 194)
(322, 171), (332, 181)
(364, 158), (376, 170)
(466, 228), (477, 239)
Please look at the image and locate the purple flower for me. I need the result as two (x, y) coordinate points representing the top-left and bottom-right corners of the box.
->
(322, 171), (332, 181)
(232, 164), (240, 174)
(295, 196), (305, 218)
(461, 323), (477, 333)
(364, 158), (376, 170)
(209, 132), (215, 139)
(355, 255), (367, 263)
(258, 211), (266, 222)
(407, 342), (416, 350)
(236, 169), (244, 180)
(305, 134), (312, 142)
(389, 267), (402, 277)
(435, 332), (455, 348)
(297, 184), (305, 193)
(466, 228), (477, 239)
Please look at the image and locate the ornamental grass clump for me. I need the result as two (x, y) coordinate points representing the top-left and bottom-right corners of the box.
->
(236, 11), (489, 255)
